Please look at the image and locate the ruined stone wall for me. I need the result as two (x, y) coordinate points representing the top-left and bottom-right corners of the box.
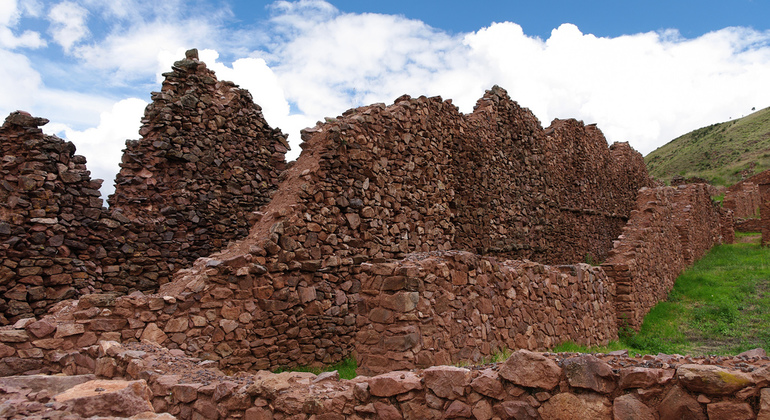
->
(355, 251), (617, 376)
(2, 329), (769, 420)
(108, 49), (287, 252)
(0, 51), (287, 324)
(724, 181), (761, 219)
(0, 113), (110, 323)
(603, 184), (730, 330)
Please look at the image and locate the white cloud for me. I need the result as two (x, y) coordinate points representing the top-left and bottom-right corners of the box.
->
(0, 48), (42, 114)
(48, 1), (89, 52)
(46, 97), (147, 198)
(5, 0), (770, 200)
(0, 0), (44, 49)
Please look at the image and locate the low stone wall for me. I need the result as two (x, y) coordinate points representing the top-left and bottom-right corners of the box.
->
(355, 251), (617, 376)
(603, 184), (730, 330)
(2, 336), (769, 420)
(736, 217), (763, 232)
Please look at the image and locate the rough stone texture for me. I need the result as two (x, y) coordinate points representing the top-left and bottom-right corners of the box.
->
(54, 379), (154, 417)
(538, 392), (612, 420)
(0, 51), (287, 323)
(0, 340), (768, 420)
(677, 364), (754, 395)
(356, 252), (617, 374)
(498, 349), (562, 390)
(613, 394), (655, 420)
(602, 184), (731, 330)
(707, 401), (755, 420)
(725, 179), (762, 219)
(562, 354), (616, 394)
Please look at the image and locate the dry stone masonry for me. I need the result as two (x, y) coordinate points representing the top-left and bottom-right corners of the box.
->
(2, 337), (770, 420)
(0, 52), (745, 418)
(0, 50), (287, 324)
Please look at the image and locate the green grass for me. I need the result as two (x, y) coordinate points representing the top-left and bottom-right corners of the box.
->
(553, 235), (770, 355)
(273, 356), (357, 379)
(645, 106), (770, 185)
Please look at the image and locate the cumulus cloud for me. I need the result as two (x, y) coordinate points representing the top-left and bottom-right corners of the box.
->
(48, 1), (90, 52)
(5, 0), (770, 199)
(46, 98), (147, 198)
(0, 0), (45, 49)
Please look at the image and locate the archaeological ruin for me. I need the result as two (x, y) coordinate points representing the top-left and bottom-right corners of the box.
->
(0, 50), (768, 419)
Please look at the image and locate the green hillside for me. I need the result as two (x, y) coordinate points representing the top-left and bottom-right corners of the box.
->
(645, 106), (770, 185)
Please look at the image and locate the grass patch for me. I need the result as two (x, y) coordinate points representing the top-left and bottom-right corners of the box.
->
(273, 356), (357, 379)
(551, 236), (770, 356)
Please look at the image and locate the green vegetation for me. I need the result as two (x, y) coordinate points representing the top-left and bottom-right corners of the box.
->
(273, 356), (357, 379)
(554, 234), (770, 355)
(645, 106), (770, 185)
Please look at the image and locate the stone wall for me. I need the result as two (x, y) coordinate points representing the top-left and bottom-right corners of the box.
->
(2, 332), (769, 420)
(724, 181), (761, 219)
(603, 184), (730, 330)
(355, 251), (617, 376)
(0, 50), (287, 324)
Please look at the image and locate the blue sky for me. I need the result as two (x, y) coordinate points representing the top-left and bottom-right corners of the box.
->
(2, 0), (770, 197)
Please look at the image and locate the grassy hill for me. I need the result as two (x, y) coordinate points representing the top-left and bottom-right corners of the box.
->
(645, 106), (770, 185)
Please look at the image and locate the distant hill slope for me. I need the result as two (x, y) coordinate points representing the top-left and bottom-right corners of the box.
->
(645, 107), (770, 185)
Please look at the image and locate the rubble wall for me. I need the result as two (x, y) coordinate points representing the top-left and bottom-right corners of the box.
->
(0, 51), (287, 324)
(603, 184), (730, 331)
(724, 181), (761, 219)
(2, 332), (770, 420)
(355, 251), (617, 376)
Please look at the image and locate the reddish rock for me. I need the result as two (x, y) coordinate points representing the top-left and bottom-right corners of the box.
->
(677, 364), (754, 395)
(25, 320), (55, 338)
(759, 387), (770, 420)
(613, 394), (654, 420)
(423, 365), (471, 399)
(706, 401), (754, 420)
(562, 354), (617, 394)
(538, 392), (612, 420)
(54, 379), (153, 418)
(367, 371), (422, 397)
(498, 350), (562, 390)
(658, 385), (706, 420)
(470, 369), (506, 399)
(374, 401), (403, 420)
(172, 383), (201, 403)
(494, 400), (537, 420)
(140, 323), (168, 345)
(619, 367), (671, 389)
(472, 399), (493, 420)
(445, 400), (472, 418)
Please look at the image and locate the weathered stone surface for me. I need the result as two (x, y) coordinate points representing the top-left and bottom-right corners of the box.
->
(658, 385), (706, 420)
(619, 367), (671, 389)
(470, 369), (505, 400)
(613, 394), (654, 420)
(422, 366), (471, 399)
(54, 379), (153, 417)
(367, 371), (422, 397)
(706, 401), (754, 420)
(538, 392), (612, 420)
(758, 387), (770, 420)
(494, 401), (538, 420)
(562, 354), (616, 394)
(677, 364), (754, 395)
(0, 374), (95, 393)
(140, 323), (168, 345)
(498, 350), (562, 390)
(26, 320), (55, 338)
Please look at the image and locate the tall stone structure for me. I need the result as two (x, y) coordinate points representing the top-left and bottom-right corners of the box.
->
(0, 50), (288, 323)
